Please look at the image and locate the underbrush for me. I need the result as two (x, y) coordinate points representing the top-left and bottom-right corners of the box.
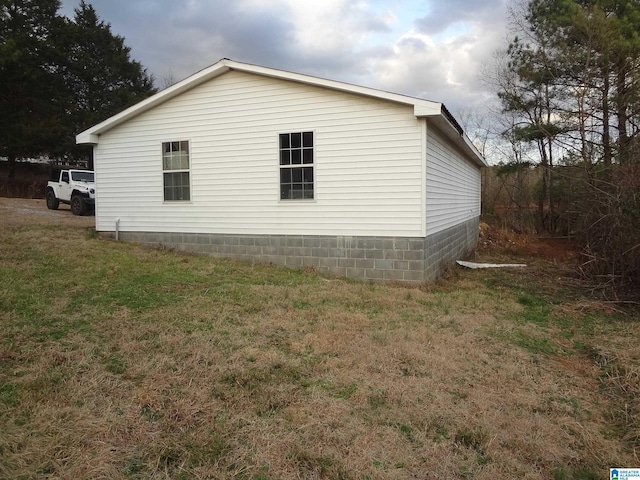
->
(0, 161), (52, 198)
(589, 346), (640, 448)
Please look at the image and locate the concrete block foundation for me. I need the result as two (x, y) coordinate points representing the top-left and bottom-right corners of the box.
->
(117, 217), (479, 283)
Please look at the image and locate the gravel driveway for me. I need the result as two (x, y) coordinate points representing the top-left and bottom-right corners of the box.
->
(0, 197), (95, 229)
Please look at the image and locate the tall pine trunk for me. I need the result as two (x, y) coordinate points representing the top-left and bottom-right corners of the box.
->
(537, 139), (552, 233)
(617, 62), (629, 164)
(7, 153), (17, 196)
(603, 70), (612, 167)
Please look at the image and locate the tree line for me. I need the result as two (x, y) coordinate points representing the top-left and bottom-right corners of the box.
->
(0, 0), (156, 180)
(493, 0), (640, 294)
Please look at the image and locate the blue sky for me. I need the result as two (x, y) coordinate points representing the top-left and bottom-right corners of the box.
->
(58, 0), (510, 119)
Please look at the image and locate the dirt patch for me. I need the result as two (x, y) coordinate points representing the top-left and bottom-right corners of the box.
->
(0, 197), (95, 229)
(477, 222), (579, 262)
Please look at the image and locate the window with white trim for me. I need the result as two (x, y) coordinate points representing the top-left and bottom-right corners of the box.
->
(279, 131), (314, 200)
(162, 141), (190, 201)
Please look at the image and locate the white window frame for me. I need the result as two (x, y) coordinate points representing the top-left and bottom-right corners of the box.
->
(279, 131), (314, 201)
(162, 140), (191, 202)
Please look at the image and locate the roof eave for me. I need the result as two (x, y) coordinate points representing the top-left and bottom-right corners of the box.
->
(76, 132), (99, 145)
(75, 58), (487, 169)
(76, 58), (445, 145)
(423, 111), (487, 168)
(76, 63), (233, 145)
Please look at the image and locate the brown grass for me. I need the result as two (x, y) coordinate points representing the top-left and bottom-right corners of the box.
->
(0, 199), (638, 479)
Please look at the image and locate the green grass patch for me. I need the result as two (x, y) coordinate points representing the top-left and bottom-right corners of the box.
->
(105, 355), (127, 375)
(552, 466), (599, 480)
(0, 383), (21, 407)
(516, 293), (551, 325)
(513, 331), (557, 355)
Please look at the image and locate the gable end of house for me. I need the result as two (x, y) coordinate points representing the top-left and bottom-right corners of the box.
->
(77, 59), (486, 283)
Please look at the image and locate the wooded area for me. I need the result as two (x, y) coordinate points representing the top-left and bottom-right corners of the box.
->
(490, 0), (640, 296)
(0, 0), (155, 182)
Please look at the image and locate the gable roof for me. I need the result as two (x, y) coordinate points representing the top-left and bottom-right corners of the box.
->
(76, 58), (486, 167)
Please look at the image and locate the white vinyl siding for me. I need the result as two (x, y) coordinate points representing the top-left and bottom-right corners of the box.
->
(425, 126), (481, 235)
(94, 70), (424, 237)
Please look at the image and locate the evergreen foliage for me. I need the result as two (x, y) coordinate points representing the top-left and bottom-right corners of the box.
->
(0, 0), (156, 176)
(498, 0), (640, 294)
(59, 1), (156, 160)
(0, 0), (67, 179)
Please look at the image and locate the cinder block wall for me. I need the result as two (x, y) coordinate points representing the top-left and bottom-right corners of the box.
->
(423, 216), (479, 282)
(117, 217), (478, 283)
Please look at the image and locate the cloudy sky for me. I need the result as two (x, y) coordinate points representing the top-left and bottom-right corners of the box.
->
(58, 0), (512, 119)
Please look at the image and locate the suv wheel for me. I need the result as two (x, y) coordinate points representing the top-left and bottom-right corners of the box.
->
(46, 190), (59, 210)
(71, 194), (87, 216)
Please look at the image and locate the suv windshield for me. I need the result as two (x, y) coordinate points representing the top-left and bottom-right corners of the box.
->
(71, 171), (94, 182)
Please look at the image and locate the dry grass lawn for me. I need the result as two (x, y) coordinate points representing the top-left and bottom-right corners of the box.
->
(0, 198), (638, 479)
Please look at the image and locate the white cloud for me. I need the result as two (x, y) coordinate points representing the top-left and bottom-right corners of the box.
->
(58, 0), (509, 117)
(370, 1), (509, 115)
(255, 0), (390, 54)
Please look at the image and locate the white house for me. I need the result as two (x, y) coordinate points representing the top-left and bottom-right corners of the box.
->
(77, 59), (487, 282)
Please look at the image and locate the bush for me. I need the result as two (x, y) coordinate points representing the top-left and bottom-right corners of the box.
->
(0, 161), (53, 198)
(572, 165), (640, 298)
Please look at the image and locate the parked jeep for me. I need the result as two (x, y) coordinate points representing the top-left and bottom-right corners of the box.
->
(46, 170), (95, 216)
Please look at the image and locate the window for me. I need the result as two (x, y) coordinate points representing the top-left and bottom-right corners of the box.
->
(71, 171), (94, 182)
(162, 141), (190, 201)
(279, 132), (313, 200)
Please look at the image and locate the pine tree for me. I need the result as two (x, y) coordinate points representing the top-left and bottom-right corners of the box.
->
(0, 0), (67, 182)
(0, 0), (156, 178)
(498, 0), (640, 290)
(59, 1), (156, 164)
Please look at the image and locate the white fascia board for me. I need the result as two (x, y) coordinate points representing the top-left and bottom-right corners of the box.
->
(439, 110), (486, 167)
(74, 57), (482, 169)
(462, 134), (487, 167)
(427, 115), (487, 168)
(413, 102), (443, 117)
(76, 58), (446, 145)
(75, 62), (232, 145)
(76, 132), (99, 145)
(227, 60), (443, 112)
